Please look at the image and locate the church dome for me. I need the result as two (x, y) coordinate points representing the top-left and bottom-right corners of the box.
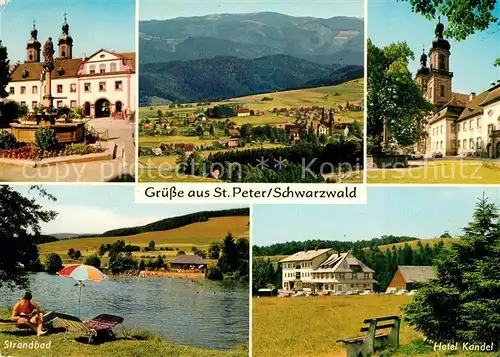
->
(58, 33), (73, 45)
(27, 26), (41, 47)
(58, 16), (73, 45)
(431, 21), (450, 51)
(432, 37), (451, 51)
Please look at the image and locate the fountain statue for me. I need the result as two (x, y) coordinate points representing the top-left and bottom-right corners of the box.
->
(42, 37), (55, 108)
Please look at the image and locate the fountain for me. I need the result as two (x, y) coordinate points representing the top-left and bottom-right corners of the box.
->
(10, 37), (84, 144)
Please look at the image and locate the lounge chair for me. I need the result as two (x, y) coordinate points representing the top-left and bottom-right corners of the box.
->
(46, 312), (123, 343)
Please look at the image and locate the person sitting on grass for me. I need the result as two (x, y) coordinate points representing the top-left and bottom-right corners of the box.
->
(11, 292), (47, 336)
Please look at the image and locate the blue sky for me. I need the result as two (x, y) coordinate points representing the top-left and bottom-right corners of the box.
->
(13, 185), (246, 235)
(0, 0), (135, 62)
(368, 1), (500, 94)
(140, 0), (364, 20)
(252, 187), (500, 246)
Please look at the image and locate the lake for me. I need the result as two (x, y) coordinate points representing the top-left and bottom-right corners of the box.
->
(0, 273), (249, 350)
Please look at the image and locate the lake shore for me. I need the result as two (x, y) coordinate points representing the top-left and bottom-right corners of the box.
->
(139, 270), (206, 279)
(107, 270), (206, 279)
(0, 309), (248, 357)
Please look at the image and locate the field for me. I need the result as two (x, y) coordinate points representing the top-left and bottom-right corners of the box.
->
(39, 216), (249, 262)
(0, 310), (247, 357)
(139, 80), (364, 123)
(253, 296), (489, 357)
(140, 135), (220, 148)
(368, 160), (500, 184)
(375, 238), (459, 251)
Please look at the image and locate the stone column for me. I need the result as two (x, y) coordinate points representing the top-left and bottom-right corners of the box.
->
(43, 68), (53, 108)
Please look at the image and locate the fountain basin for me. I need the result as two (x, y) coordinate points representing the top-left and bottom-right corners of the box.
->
(10, 121), (86, 144)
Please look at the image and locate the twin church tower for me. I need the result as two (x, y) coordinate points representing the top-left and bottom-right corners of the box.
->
(26, 15), (73, 63)
(415, 19), (453, 108)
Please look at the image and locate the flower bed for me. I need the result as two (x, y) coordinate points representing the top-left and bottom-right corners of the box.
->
(0, 143), (104, 161)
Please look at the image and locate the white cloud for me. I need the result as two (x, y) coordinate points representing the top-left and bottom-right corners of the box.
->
(41, 204), (164, 235)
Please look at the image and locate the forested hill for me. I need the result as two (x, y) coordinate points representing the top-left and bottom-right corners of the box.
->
(74, 208), (249, 239)
(253, 236), (419, 256)
(139, 12), (363, 65)
(139, 55), (363, 103)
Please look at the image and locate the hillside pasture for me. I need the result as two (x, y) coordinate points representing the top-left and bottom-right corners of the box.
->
(253, 296), (488, 357)
(375, 237), (459, 251)
(39, 216), (249, 260)
(226, 79), (364, 112)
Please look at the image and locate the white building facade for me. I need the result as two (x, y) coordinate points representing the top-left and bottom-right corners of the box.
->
(280, 250), (376, 293)
(7, 19), (136, 119)
(416, 21), (500, 158)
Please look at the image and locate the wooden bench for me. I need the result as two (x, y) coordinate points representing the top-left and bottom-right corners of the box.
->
(336, 315), (401, 357)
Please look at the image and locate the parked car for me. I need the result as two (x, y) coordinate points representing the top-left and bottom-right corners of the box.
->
(408, 152), (424, 160)
(361, 290), (374, 295)
(395, 289), (409, 295)
(408, 290), (418, 295)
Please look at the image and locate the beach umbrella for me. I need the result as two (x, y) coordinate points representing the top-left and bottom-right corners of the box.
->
(57, 264), (106, 317)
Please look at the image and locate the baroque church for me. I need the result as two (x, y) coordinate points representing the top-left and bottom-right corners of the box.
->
(7, 16), (136, 119)
(416, 21), (500, 158)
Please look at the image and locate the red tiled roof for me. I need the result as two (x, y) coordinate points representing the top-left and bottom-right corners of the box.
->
(10, 50), (136, 82)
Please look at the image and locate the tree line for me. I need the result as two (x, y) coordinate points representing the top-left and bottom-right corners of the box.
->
(179, 141), (363, 183)
(253, 235), (419, 256)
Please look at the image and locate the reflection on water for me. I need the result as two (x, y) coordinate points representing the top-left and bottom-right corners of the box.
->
(0, 273), (249, 350)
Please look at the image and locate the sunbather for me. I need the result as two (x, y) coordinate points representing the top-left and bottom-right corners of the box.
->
(11, 292), (47, 336)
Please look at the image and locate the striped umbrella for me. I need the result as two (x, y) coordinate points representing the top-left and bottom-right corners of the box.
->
(57, 264), (106, 317)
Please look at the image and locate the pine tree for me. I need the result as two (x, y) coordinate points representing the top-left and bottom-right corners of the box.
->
(0, 42), (10, 99)
(404, 195), (500, 348)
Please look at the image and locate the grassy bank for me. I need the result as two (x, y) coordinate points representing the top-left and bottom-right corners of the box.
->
(253, 296), (491, 357)
(0, 309), (247, 357)
(368, 160), (500, 184)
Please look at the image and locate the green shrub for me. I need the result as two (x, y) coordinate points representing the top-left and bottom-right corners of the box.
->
(84, 255), (101, 269)
(0, 130), (18, 150)
(35, 127), (58, 151)
(45, 253), (63, 273)
(17, 104), (29, 118)
(206, 266), (223, 280)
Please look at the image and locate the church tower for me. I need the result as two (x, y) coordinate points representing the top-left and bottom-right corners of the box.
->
(425, 19), (453, 107)
(26, 21), (41, 63)
(58, 13), (73, 59)
(415, 49), (430, 93)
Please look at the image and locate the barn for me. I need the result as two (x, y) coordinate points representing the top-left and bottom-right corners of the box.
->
(388, 266), (436, 291)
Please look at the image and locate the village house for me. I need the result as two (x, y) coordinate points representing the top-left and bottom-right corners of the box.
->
(236, 108), (251, 117)
(8, 18), (135, 119)
(280, 250), (376, 293)
(388, 266), (436, 291)
(226, 138), (239, 148)
(415, 21), (500, 158)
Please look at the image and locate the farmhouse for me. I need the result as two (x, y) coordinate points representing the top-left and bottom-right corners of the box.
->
(237, 108), (251, 117)
(170, 254), (207, 270)
(388, 266), (436, 291)
(280, 250), (376, 293)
